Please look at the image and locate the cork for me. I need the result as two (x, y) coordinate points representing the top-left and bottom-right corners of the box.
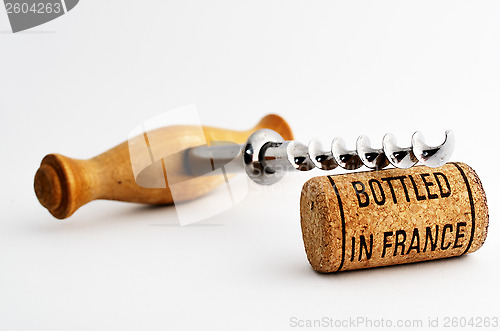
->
(300, 162), (488, 273)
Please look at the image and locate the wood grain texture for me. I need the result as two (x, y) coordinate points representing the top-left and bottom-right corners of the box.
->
(34, 114), (293, 219)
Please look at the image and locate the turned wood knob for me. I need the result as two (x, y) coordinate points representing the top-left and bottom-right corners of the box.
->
(34, 114), (293, 219)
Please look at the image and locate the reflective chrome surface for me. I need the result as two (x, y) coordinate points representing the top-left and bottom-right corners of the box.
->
(308, 139), (338, 170)
(285, 141), (316, 171)
(186, 128), (455, 185)
(331, 138), (364, 170)
(242, 129), (286, 185)
(356, 135), (390, 170)
(411, 130), (455, 168)
(382, 133), (417, 169)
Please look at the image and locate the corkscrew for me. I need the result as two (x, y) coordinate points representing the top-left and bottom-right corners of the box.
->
(186, 129), (455, 185)
(34, 114), (454, 219)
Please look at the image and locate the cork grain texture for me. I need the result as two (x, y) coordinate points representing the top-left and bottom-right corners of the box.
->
(300, 162), (488, 273)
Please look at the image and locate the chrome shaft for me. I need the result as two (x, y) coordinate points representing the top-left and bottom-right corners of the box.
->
(186, 129), (455, 185)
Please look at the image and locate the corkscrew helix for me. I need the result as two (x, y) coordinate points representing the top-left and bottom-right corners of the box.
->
(185, 129), (455, 185)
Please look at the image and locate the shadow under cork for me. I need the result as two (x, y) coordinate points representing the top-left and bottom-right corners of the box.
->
(306, 254), (471, 279)
(259, 244), (474, 280)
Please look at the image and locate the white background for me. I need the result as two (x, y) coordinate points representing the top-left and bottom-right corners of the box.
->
(1, 1), (499, 330)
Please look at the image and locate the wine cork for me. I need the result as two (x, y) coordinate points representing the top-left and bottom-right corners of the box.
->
(300, 162), (488, 273)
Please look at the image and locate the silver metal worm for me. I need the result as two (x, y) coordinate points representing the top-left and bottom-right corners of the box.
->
(186, 129), (455, 185)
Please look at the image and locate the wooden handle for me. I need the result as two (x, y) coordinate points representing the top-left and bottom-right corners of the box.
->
(34, 114), (293, 219)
